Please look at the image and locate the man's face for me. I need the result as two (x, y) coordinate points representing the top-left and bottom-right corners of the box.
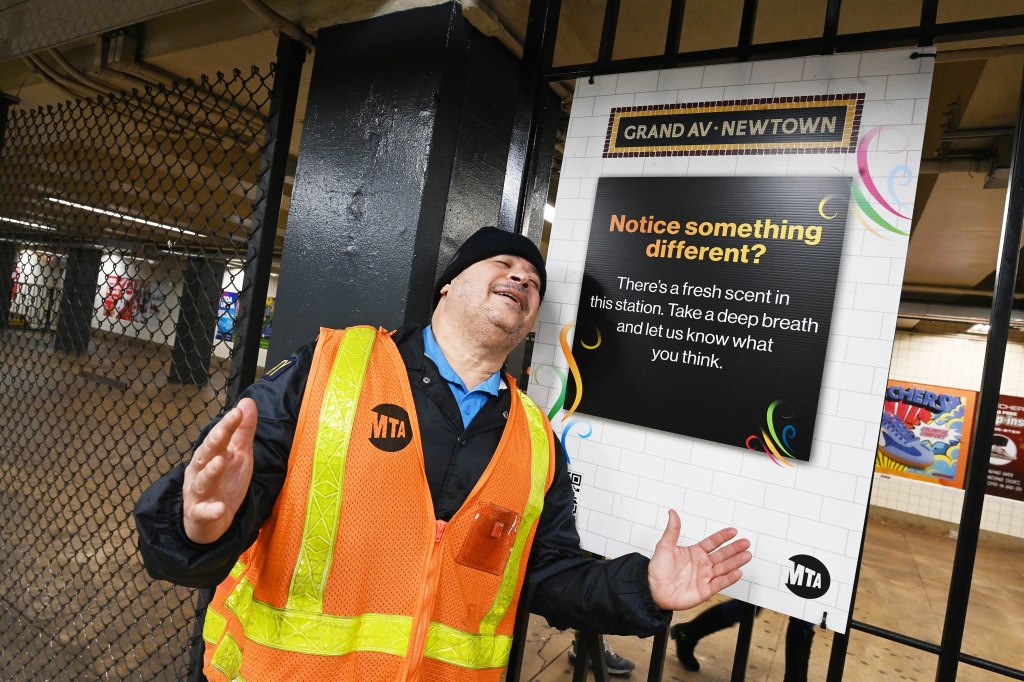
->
(439, 254), (542, 347)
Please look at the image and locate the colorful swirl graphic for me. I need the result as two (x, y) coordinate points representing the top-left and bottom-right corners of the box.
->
(559, 323), (584, 421)
(746, 400), (799, 467)
(851, 126), (914, 238)
(559, 419), (593, 464)
(538, 365), (568, 422)
(535, 323), (596, 423)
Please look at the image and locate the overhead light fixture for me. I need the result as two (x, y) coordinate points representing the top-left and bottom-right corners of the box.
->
(544, 203), (556, 223)
(1, 216), (57, 231)
(967, 323), (990, 335)
(47, 197), (204, 238)
(115, 253), (159, 266)
(158, 248), (193, 258)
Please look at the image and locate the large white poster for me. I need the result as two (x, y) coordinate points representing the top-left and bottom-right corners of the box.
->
(530, 49), (933, 632)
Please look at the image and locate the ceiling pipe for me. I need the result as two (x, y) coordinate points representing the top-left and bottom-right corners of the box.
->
(239, 0), (316, 52)
(22, 55), (98, 100)
(899, 300), (1024, 327)
(102, 31), (264, 136)
(45, 48), (120, 96)
(932, 44), (1024, 62)
(461, 0), (572, 102)
(919, 156), (992, 173)
(902, 284), (1024, 299)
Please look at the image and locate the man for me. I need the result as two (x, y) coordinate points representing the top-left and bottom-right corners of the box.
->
(135, 226), (751, 681)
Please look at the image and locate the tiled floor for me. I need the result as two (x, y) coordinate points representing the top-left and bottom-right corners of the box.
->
(2, 329), (1022, 680)
(515, 510), (1024, 681)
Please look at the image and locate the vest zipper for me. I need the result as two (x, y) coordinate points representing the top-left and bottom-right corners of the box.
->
(404, 519), (447, 681)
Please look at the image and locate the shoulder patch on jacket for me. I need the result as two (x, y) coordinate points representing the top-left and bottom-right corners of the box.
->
(262, 358), (294, 381)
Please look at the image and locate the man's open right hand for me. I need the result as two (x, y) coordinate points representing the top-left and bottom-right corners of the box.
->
(183, 397), (258, 544)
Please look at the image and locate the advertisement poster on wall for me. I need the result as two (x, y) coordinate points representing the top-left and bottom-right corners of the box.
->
(876, 380), (976, 489)
(216, 291), (238, 341)
(533, 49), (933, 632)
(102, 275), (139, 321)
(987, 396), (1024, 501)
(571, 176), (848, 461)
(261, 297), (274, 349)
(134, 282), (165, 322)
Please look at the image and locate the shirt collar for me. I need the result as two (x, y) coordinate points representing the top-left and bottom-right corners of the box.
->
(422, 325), (504, 395)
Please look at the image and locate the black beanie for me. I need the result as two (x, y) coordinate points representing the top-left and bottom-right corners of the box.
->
(433, 226), (547, 306)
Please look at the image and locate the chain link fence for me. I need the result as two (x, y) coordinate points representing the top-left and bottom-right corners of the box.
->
(0, 62), (283, 680)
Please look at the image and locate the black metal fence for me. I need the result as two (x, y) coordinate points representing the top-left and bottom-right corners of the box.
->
(0, 59), (288, 679)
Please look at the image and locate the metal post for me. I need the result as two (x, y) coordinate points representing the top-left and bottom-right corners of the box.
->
(919, 0), (938, 47)
(0, 92), (16, 159)
(729, 601), (756, 682)
(934, 70), (1024, 682)
(647, 625), (669, 681)
(503, 603), (532, 682)
(169, 256), (226, 385)
(54, 247), (102, 353)
(737, 0), (758, 61)
(663, 0), (686, 67)
(497, 0), (562, 236)
(226, 35), (306, 404)
(0, 242), (17, 328)
(826, 629), (850, 681)
(597, 0), (621, 67)
(572, 632), (590, 682)
(822, 0), (842, 55)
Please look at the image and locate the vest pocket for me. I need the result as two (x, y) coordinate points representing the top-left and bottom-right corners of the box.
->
(455, 502), (521, 575)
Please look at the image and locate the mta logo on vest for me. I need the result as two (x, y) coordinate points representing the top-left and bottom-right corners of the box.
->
(784, 554), (831, 599)
(369, 404), (412, 452)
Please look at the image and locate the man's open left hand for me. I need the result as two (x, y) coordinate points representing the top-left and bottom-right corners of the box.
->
(647, 509), (752, 611)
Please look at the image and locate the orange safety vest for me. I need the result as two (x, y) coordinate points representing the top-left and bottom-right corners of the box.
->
(202, 326), (555, 681)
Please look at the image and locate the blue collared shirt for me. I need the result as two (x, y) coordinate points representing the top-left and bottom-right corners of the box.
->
(423, 325), (503, 429)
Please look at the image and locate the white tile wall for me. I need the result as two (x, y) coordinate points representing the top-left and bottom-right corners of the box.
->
(537, 49), (936, 634)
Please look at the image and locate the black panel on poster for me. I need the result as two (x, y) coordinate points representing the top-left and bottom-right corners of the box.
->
(569, 176), (850, 461)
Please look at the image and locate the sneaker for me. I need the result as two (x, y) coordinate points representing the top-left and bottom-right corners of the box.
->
(878, 411), (935, 468)
(670, 623), (700, 672)
(568, 639), (636, 677)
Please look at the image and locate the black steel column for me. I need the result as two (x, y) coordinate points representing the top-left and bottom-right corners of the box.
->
(226, 35), (306, 404)
(0, 242), (17, 328)
(54, 247), (101, 353)
(1, 93), (19, 330)
(0, 91), (15, 158)
(271, 3), (525, 363)
(170, 256), (226, 386)
(497, 0), (561, 237)
(730, 601), (757, 682)
(737, 0), (758, 61)
(822, 0), (842, 55)
(647, 626), (669, 681)
(919, 0), (938, 47)
(663, 0), (686, 66)
(934, 70), (1024, 682)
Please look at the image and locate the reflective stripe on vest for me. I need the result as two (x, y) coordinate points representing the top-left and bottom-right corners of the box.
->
(287, 326), (377, 613)
(204, 328), (552, 675)
(476, 392), (549, 637)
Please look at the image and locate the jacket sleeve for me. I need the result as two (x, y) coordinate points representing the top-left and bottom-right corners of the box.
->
(133, 342), (315, 588)
(523, 438), (671, 637)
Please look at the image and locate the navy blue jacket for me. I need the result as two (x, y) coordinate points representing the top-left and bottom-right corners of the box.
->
(135, 326), (669, 642)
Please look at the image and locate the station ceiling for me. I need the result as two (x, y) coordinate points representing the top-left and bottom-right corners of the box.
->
(1, 0), (1023, 324)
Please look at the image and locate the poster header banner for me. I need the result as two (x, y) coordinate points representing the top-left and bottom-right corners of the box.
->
(604, 94), (865, 157)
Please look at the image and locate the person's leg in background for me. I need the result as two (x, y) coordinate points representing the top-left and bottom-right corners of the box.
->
(567, 632), (636, 677)
(782, 617), (815, 682)
(670, 599), (757, 671)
